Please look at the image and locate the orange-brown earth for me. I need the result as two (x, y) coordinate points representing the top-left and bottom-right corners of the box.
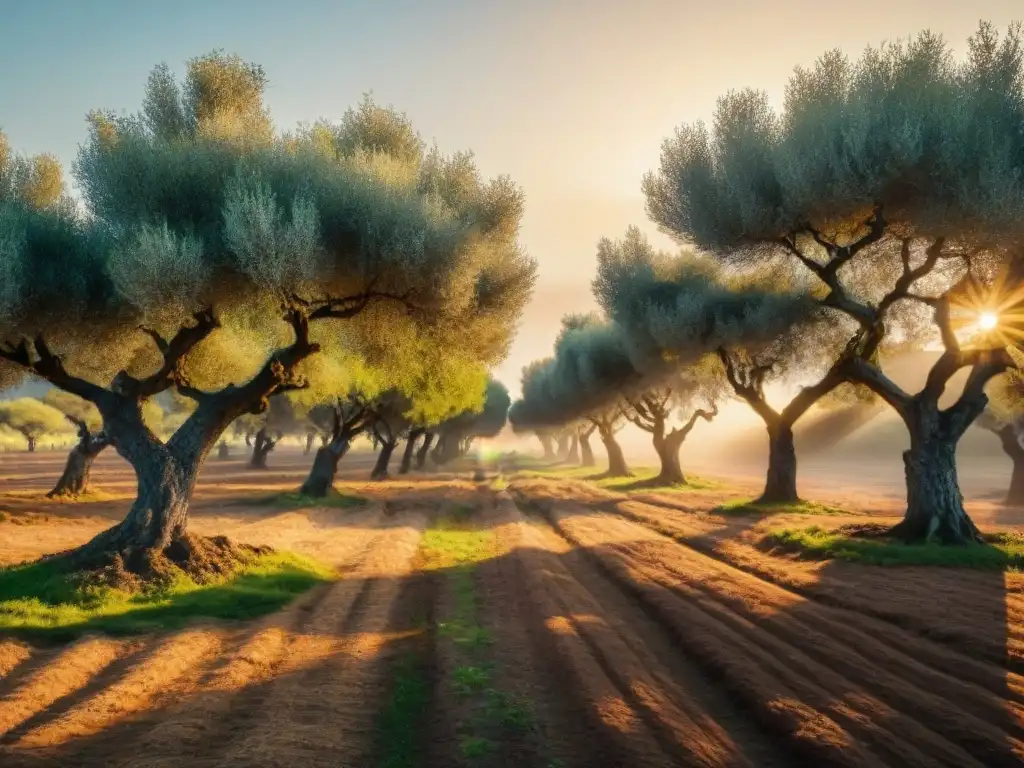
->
(0, 447), (1021, 766)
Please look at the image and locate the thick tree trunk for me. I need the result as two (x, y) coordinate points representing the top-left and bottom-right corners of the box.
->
(579, 430), (595, 467)
(565, 433), (580, 464)
(538, 434), (555, 460)
(556, 433), (570, 458)
(416, 432), (435, 469)
(371, 440), (397, 480)
(1009, 453), (1024, 507)
(598, 428), (630, 477)
(759, 423), (799, 504)
(249, 427), (276, 469)
(400, 429), (424, 474)
(48, 434), (109, 498)
(217, 441), (230, 460)
(652, 432), (686, 485)
(299, 439), (351, 497)
(995, 425), (1024, 505)
(893, 409), (980, 544)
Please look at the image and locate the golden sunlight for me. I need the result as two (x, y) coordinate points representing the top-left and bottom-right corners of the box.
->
(978, 311), (999, 331)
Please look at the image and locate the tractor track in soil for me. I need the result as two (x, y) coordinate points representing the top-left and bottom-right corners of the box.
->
(510, 487), (1024, 767)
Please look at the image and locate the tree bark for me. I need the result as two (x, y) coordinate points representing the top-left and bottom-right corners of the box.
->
(565, 433), (580, 464)
(48, 430), (110, 498)
(248, 427), (277, 469)
(652, 431), (687, 485)
(538, 434), (554, 459)
(760, 423), (799, 504)
(416, 432), (435, 469)
(996, 425), (1024, 505)
(400, 429), (424, 474)
(299, 438), (352, 497)
(597, 426), (630, 477)
(371, 440), (397, 480)
(892, 406), (981, 544)
(579, 429), (595, 467)
(304, 431), (315, 455)
(556, 433), (570, 458)
(25, 434), (36, 453)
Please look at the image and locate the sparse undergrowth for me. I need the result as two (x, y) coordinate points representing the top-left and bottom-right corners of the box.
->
(253, 489), (369, 510)
(0, 549), (334, 640)
(414, 510), (543, 765)
(714, 498), (847, 517)
(517, 464), (721, 492)
(763, 524), (1024, 570)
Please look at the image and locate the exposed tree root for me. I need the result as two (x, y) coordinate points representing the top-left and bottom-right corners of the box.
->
(47, 534), (273, 593)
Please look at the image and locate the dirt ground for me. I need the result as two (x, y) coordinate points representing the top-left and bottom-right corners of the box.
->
(0, 447), (1022, 766)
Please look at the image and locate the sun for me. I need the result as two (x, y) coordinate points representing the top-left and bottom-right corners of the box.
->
(978, 311), (999, 331)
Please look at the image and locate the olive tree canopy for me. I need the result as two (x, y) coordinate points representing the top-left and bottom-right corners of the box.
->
(642, 22), (1024, 542)
(0, 51), (535, 573)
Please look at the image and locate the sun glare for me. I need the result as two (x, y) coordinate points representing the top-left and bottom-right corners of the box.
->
(978, 311), (999, 331)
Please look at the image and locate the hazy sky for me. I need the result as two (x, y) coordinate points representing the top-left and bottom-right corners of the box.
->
(1, 0), (1021, 396)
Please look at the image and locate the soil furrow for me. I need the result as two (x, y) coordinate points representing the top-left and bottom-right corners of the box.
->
(544, 503), (986, 767)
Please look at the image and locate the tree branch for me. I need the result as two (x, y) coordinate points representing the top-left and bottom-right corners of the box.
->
(842, 357), (911, 416)
(0, 335), (110, 405)
(132, 308), (220, 398)
(670, 404), (719, 441)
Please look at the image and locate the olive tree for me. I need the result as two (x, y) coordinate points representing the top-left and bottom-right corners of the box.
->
(0, 397), (70, 452)
(595, 227), (852, 501)
(430, 378), (510, 467)
(0, 52), (534, 577)
(979, 370), (1024, 505)
(642, 23), (1024, 543)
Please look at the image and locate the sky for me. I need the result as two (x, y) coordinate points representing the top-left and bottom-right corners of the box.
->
(1, 0), (1021, 400)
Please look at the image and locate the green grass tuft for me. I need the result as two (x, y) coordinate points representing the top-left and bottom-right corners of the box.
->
(764, 525), (1024, 570)
(375, 653), (431, 768)
(714, 498), (846, 517)
(254, 490), (368, 510)
(517, 465), (721, 493)
(0, 551), (333, 640)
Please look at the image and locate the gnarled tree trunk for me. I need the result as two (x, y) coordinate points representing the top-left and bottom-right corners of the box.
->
(556, 433), (570, 458)
(248, 427), (278, 469)
(416, 432), (435, 469)
(760, 423), (798, 503)
(996, 425), (1024, 506)
(48, 424), (110, 498)
(537, 434), (554, 460)
(597, 425), (630, 477)
(565, 433), (580, 464)
(579, 428), (595, 467)
(24, 434), (37, 453)
(892, 405), (981, 544)
(400, 429), (424, 474)
(652, 431), (687, 485)
(300, 438), (352, 497)
(371, 440), (397, 480)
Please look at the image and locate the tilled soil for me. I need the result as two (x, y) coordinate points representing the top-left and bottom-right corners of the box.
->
(0, 455), (1022, 767)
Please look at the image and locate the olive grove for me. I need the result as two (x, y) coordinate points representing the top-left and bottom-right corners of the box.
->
(0, 52), (534, 577)
(641, 23), (1024, 543)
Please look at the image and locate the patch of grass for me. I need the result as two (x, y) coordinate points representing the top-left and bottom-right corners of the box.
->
(254, 490), (368, 510)
(518, 465), (722, 493)
(764, 525), (1024, 570)
(375, 653), (431, 768)
(0, 551), (334, 640)
(490, 476), (509, 491)
(715, 498), (846, 517)
(459, 735), (495, 760)
(453, 664), (492, 697)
